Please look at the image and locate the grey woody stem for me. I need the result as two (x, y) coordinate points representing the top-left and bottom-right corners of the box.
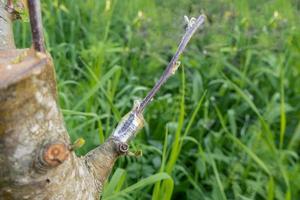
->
(111, 15), (205, 144)
(28, 0), (45, 52)
(136, 15), (205, 114)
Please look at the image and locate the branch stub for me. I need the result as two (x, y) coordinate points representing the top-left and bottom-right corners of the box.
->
(43, 143), (70, 167)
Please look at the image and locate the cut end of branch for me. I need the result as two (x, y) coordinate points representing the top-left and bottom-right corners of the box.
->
(42, 142), (70, 167)
(0, 49), (48, 89)
(30, 127), (70, 173)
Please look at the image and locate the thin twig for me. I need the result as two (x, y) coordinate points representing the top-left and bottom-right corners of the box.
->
(136, 15), (205, 114)
(28, 0), (45, 52)
(111, 15), (205, 143)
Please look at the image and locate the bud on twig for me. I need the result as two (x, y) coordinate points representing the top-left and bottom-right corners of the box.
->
(110, 15), (206, 144)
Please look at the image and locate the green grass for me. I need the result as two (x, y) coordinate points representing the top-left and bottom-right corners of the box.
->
(14, 0), (300, 199)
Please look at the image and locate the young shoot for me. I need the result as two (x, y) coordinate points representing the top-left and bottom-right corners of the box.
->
(111, 15), (206, 143)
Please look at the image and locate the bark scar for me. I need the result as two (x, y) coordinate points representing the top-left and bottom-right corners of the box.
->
(43, 143), (70, 167)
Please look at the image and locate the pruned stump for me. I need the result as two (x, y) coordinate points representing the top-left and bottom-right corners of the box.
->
(0, 49), (119, 199)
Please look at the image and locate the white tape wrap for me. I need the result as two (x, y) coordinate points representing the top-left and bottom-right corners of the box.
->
(112, 111), (144, 143)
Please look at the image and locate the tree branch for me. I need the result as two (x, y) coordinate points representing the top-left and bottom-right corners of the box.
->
(28, 0), (45, 52)
(86, 15), (205, 186)
(109, 15), (206, 144)
(137, 15), (205, 114)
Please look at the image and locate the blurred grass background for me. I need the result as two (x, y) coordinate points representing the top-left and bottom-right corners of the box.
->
(14, 0), (300, 199)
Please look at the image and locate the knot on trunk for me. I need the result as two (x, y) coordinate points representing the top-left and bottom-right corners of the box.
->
(35, 141), (70, 173)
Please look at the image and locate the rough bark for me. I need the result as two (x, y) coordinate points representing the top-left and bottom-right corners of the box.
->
(0, 1), (123, 199)
(0, 0), (15, 49)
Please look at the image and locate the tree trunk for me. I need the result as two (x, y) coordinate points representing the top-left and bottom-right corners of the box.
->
(0, 1), (127, 199)
(0, 1), (204, 199)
